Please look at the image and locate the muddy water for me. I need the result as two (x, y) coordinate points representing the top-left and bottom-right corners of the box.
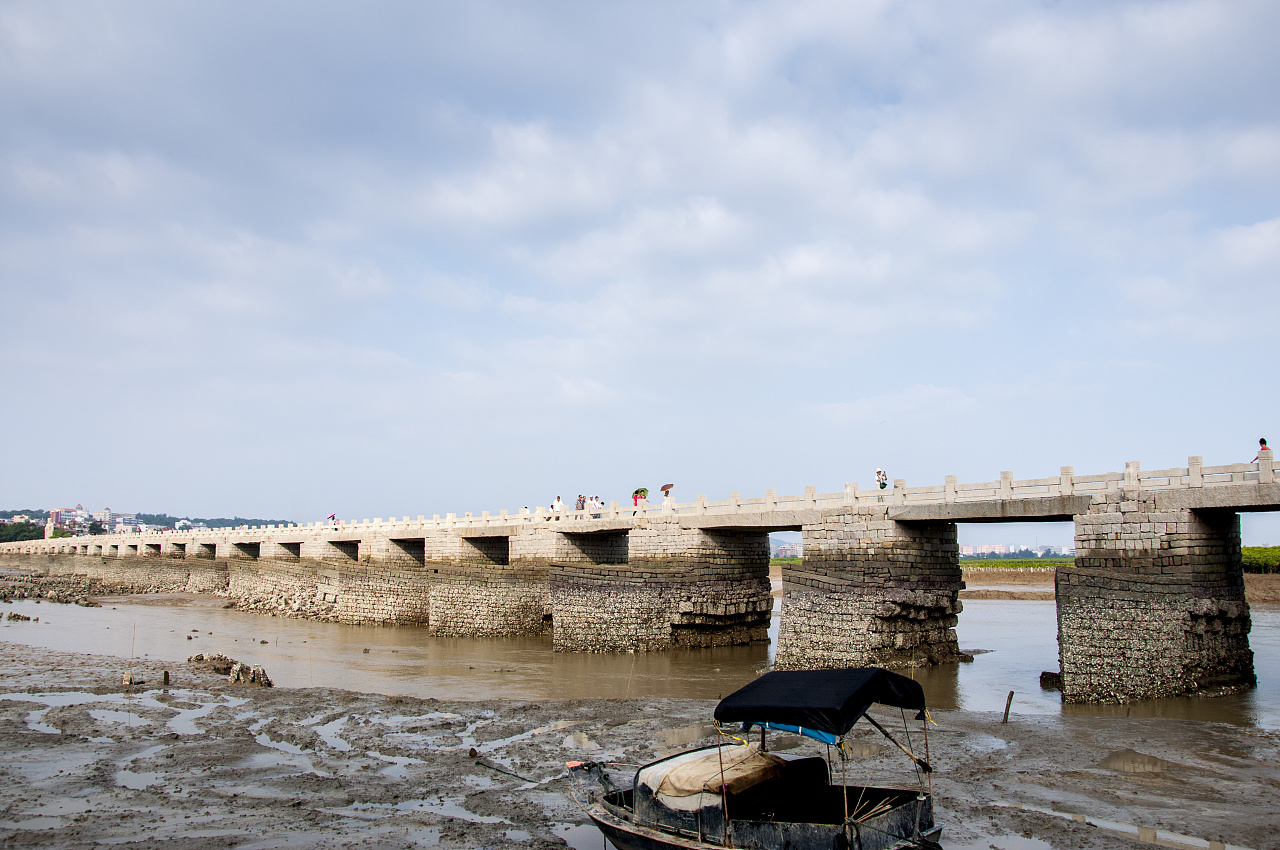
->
(2, 594), (1277, 729)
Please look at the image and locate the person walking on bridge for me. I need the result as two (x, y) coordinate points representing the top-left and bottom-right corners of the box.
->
(1253, 438), (1270, 463)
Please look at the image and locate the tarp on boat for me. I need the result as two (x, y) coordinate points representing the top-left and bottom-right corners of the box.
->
(636, 744), (786, 812)
(713, 668), (925, 743)
(651, 744), (784, 797)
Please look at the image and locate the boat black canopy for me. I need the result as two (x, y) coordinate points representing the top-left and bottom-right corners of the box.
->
(713, 667), (926, 744)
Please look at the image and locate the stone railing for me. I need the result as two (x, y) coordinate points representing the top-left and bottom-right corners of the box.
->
(6, 452), (1274, 548)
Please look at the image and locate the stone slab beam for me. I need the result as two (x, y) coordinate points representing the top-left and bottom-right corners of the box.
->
(890, 495), (1094, 523)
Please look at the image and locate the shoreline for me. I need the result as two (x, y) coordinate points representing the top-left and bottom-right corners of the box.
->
(1, 641), (1277, 849)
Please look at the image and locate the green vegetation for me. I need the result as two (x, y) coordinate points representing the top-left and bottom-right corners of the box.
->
(0, 522), (45, 543)
(135, 513), (295, 529)
(88, 521), (106, 535)
(768, 556), (1071, 568)
(959, 548), (1064, 561)
(0, 509), (48, 521)
(50, 528), (72, 538)
(1243, 546), (1280, 574)
(962, 558), (1072, 569)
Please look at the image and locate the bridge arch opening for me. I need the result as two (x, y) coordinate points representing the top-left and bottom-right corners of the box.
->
(950, 519), (1073, 711)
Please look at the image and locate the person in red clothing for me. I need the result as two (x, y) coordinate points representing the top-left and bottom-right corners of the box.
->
(1253, 437), (1270, 463)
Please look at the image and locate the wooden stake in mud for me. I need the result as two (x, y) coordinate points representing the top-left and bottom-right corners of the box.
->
(1002, 690), (1015, 723)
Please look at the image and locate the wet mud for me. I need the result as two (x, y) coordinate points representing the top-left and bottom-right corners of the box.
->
(1, 641), (1277, 849)
(961, 568), (1280, 604)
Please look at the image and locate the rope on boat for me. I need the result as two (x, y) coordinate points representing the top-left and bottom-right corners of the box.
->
(863, 713), (933, 773)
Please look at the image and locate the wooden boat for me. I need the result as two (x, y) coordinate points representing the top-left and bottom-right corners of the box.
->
(567, 667), (942, 850)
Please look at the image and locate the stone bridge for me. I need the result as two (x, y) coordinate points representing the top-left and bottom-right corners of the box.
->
(3, 452), (1275, 704)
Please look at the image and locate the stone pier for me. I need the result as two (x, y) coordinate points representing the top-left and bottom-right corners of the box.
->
(550, 521), (772, 652)
(1058, 484), (1255, 703)
(775, 508), (963, 669)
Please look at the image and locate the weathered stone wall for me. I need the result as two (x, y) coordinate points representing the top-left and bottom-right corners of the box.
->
(0, 552), (212, 594)
(326, 563), (432, 626)
(550, 562), (771, 652)
(775, 509), (963, 669)
(550, 521), (772, 652)
(1059, 494), (1254, 702)
(429, 564), (549, 637)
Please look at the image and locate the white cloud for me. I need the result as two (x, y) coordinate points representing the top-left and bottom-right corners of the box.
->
(2, 0), (1279, 519)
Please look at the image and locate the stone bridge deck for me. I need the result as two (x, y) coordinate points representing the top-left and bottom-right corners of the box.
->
(3, 452), (1275, 705)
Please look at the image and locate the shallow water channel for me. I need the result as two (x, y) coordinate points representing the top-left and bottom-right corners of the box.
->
(3, 591), (1278, 730)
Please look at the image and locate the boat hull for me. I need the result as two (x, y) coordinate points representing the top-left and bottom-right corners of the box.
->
(585, 802), (942, 850)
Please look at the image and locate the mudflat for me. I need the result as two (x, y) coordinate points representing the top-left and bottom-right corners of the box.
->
(1, 641), (1278, 849)
(960, 568), (1280, 605)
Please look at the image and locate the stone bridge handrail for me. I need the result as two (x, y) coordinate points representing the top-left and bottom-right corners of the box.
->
(6, 452), (1274, 549)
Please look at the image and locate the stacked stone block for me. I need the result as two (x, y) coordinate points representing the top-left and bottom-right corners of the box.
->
(429, 563), (550, 636)
(1058, 493), (1254, 702)
(549, 522), (772, 652)
(326, 562), (432, 625)
(775, 509), (963, 670)
(227, 558), (331, 619)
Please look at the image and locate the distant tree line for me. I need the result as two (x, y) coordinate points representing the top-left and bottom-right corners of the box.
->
(959, 548), (1067, 560)
(0, 522), (45, 543)
(0, 509), (49, 521)
(1243, 547), (1280, 574)
(134, 513), (295, 529)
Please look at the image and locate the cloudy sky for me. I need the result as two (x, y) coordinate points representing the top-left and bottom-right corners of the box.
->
(3, 1), (1278, 543)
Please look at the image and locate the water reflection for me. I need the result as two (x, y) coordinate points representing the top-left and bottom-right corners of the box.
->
(1, 594), (1276, 729)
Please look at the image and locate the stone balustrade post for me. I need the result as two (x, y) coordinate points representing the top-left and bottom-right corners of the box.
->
(999, 471), (1013, 500)
(609, 500), (619, 518)
(1124, 460), (1140, 490)
(893, 479), (906, 505)
(766, 488), (777, 510)
(1260, 449), (1275, 485)
(696, 494), (707, 514)
(729, 492), (741, 510)
(944, 475), (957, 503)
(844, 482), (858, 505)
(1188, 456), (1203, 487)
(1060, 466), (1073, 496)
(804, 486), (816, 508)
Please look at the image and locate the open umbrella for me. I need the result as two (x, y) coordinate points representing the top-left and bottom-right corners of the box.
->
(660, 483), (674, 495)
(632, 488), (649, 498)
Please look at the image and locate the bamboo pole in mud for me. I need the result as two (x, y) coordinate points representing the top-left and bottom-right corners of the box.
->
(1003, 690), (1015, 723)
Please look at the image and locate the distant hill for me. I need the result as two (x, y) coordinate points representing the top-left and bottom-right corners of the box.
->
(0, 509), (49, 521)
(135, 513), (295, 529)
(0, 509), (294, 531)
